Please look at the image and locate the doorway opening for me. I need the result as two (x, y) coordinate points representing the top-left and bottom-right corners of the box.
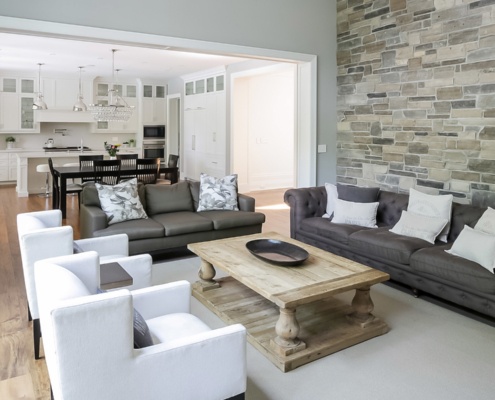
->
(232, 63), (296, 193)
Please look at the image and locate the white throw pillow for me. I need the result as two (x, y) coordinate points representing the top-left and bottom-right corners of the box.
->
(96, 178), (148, 225)
(446, 225), (495, 272)
(197, 173), (239, 211)
(474, 207), (495, 235)
(390, 210), (448, 244)
(332, 199), (379, 228)
(408, 188), (453, 242)
(323, 183), (338, 218)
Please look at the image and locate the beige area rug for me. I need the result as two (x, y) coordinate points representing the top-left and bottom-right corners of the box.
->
(151, 257), (495, 400)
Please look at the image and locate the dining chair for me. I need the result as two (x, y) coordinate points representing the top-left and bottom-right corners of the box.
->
(48, 158), (82, 209)
(136, 158), (160, 184)
(79, 155), (104, 183)
(157, 154), (179, 184)
(117, 153), (138, 181)
(93, 159), (121, 185)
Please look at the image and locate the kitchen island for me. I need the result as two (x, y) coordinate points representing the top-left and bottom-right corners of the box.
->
(15, 149), (140, 197)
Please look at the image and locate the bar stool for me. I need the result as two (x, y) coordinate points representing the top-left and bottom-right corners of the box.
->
(36, 163), (56, 197)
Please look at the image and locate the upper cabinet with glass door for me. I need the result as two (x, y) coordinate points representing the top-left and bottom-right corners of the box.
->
(142, 84), (167, 125)
(185, 73), (225, 96)
(0, 77), (39, 133)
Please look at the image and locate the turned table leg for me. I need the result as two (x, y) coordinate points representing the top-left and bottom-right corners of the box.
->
(197, 258), (220, 292)
(347, 286), (376, 328)
(270, 307), (306, 356)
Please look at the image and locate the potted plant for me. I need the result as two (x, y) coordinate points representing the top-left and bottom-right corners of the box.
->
(122, 141), (129, 148)
(129, 139), (136, 147)
(104, 141), (121, 159)
(5, 136), (16, 149)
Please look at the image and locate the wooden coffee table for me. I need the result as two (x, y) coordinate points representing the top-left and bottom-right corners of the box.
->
(188, 232), (390, 372)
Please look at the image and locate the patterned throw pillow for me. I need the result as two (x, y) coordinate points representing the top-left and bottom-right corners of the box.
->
(95, 178), (148, 225)
(197, 173), (239, 211)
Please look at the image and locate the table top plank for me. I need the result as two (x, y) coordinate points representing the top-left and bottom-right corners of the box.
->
(188, 232), (389, 308)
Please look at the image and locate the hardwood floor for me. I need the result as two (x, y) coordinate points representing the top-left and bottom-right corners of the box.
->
(0, 184), (290, 399)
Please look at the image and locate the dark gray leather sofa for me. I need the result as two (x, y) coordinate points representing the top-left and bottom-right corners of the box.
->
(284, 186), (495, 319)
(80, 181), (265, 256)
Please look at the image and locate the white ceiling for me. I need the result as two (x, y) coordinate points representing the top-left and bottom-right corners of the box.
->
(0, 32), (249, 81)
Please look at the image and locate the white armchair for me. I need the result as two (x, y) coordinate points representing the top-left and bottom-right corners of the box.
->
(35, 252), (247, 400)
(17, 209), (152, 359)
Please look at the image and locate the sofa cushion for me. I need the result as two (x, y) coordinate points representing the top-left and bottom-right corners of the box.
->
(410, 245), (495, 294)
(145, 182), (194, 215)
(448, 202), (486, 242)
(152, 212), (213, 236)
(349, 227), (435, 265)
(337, 184), (380, 203)
(198, 210), (266, 230)
(94, 218), (165, 241)
(147, 313), (211, 345)
(323, 183), (338, 218)
(301, 218), (371, 245)
(376, 190), (409, 226)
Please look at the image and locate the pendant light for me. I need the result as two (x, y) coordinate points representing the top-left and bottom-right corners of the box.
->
(73, 66), (87, 111)
(88, 49), (134, 122)
(33, 63), (48, 110)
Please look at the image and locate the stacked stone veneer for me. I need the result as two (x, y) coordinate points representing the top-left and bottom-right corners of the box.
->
(337, 0), (495, 206)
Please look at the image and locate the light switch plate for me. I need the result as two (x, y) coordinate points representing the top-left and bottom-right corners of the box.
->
(318, 144), (327, 153)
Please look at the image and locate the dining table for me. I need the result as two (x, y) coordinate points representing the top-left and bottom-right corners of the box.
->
(52, 164), (179, 218)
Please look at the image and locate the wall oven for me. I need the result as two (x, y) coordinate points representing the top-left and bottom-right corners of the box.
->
(143, 140), (166, 161)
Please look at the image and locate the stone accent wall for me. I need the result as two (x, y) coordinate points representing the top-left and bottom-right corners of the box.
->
(336, 0), (495, 206)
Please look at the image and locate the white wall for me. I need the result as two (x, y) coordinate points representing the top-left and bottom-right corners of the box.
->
(0, 0), (337, 185)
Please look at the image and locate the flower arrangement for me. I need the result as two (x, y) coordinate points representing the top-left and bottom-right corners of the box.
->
(104, 141), (121, 157)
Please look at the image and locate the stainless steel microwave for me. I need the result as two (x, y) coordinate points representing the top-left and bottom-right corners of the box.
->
(143, 125), (165, 139)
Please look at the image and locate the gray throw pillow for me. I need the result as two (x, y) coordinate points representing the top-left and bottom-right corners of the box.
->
(97, 288), (153, 348)
(337, 184), (379, 203)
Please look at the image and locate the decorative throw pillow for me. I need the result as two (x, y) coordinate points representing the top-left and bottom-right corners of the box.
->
(197, 173), (239, 211)
(474, 207), (495, 235)
(446, 225), (495, 272)
(95, 178), (148, 225)
(73, 242), (84, 254)
(332, 199), (379, 228)
(390, 210), (448, 244)
(337, 184), (380, 203)
(97, 288), (153, 348)
(323, 183), (338, 218)
(407, 188), (453, 242)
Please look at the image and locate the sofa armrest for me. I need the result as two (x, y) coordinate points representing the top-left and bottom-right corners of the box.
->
(79, 204), (108, 238)
(284, 186), (327, 238)
(238, 193), (255, 212)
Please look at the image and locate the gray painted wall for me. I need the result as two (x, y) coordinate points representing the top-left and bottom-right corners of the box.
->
(0, 0), (337, 185)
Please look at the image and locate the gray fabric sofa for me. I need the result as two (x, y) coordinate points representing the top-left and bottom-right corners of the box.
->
(80, 181), (265, 256)
(284, 186), (495, 319)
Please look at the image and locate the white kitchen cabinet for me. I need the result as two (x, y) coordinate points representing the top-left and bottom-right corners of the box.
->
(0, 152), (20, 182)
(0, 77), (39, 133)
(182, 74), (226, 180)
(142, 84), (167, 125)
(42, 78), (93, 110)
(0, 153), (9, 181)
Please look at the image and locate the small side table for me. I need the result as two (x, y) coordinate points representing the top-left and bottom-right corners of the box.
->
(100, 262), (133, 290)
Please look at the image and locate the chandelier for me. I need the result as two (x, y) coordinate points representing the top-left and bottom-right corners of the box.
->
(88, 49), (134, 122)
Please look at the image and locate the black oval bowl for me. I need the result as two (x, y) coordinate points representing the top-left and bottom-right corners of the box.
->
(245, 239), (309, 266)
